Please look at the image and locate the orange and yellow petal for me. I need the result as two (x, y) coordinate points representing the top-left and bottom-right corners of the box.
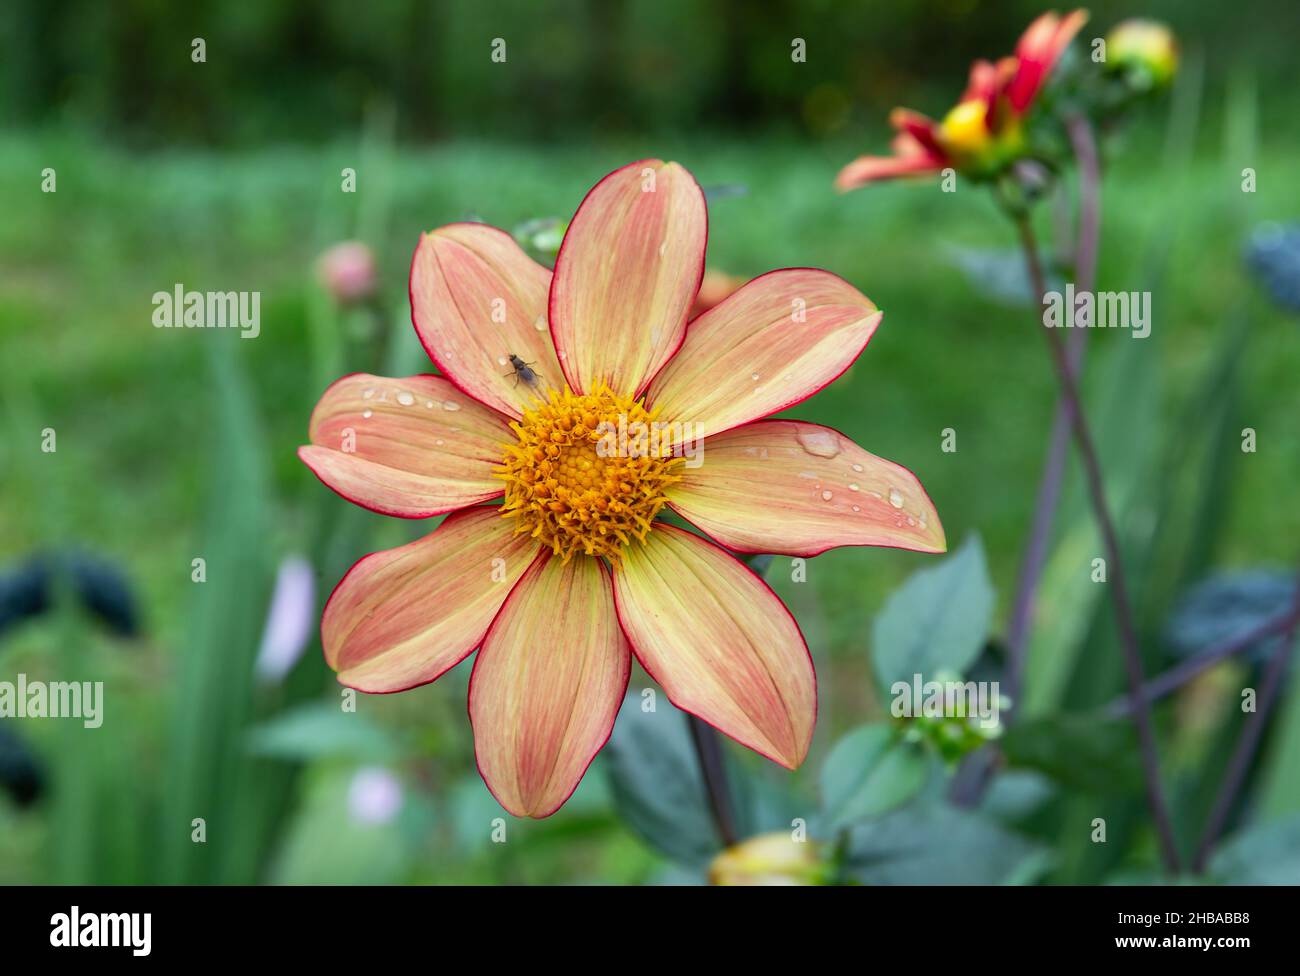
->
(409, 222), (563, 420)
(298, 373), (512, 518)
(667, 420), (945, 557)
(322, 506), (542, 693)
(612, 525), (816, 769)
(549, 159), (707, 398)
(835, 150), (947, 190)
(469, 554), (630, 818)
(646, 268), (881, 441)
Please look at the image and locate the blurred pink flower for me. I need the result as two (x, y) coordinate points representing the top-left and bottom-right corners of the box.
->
(347, 767), (403, 825)
(317, 241), (377, 304)
(254, 555), (316, 684)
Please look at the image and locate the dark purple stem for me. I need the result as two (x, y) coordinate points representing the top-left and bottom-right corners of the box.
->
(688, 715), (739, 847)
(1016, 214), (1183, 875)
(951, 116), (1102, 809)
(1105, 598), (1300, 719)
(1004, 114), (1101, 702)
(1192, 566), (1300, 873)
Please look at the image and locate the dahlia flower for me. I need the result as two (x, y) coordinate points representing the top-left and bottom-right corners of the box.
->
(836, 9), (1088, 190)
(300, 159), (944, 817)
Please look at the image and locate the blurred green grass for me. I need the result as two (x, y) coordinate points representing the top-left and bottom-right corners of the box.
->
(2, 122), (1299, 882)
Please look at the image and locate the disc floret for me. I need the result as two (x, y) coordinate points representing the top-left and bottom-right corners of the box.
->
(497, 384), (682, 561)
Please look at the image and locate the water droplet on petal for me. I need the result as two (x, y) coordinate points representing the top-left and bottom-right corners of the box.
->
(852, 505), (861, 513)
(888, 488), (904, 508)
(533, 313), (547, 332)
(849, 483), (859, 492)
(396, 391), (415, 407)
(851, 462), (864, 472)
(443, 400), (461, 412)
(750, 372), (760, 381)
(821, 490), (833, 501)
(795, 427), (840, 459)
(497, 356), (508, 366)
(362, 388), (375, 400)
(362, 409), (373, 419)
(425, 400), (434, 408)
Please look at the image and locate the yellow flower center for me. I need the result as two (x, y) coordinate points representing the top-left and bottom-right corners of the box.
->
(936, 99), (994, 160)
(497, 384), (683, 562)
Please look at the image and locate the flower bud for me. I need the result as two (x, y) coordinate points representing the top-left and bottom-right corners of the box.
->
(317, 241), (377, 304)
(708, 832), (829, 886)
(1106, 19), (1178, 90)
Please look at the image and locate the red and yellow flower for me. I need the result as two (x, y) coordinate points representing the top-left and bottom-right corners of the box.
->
(837, 9), (1088, 190)
(300, 159), (945, 817)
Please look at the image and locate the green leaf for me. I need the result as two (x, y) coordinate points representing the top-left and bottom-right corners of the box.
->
(1000, 714), (1141, 793)
(1022, 336), (1161, 718)
(161, 344), (274, 884)
(1207, 815), (1300, 885)
(871, 534), (994, 692)
(600, 694), (722, 867)
(246, 702), (398, 763)
(820, 724), (929, 829)
(842, 802), (1050, 885)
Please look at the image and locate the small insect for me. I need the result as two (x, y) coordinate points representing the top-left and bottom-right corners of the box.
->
(504, 353), (542, 389)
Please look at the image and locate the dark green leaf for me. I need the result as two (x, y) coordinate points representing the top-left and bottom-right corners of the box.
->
(820, 724), (928, 828)
(601, 694), (721, 867)
(871, 534), (994, 692)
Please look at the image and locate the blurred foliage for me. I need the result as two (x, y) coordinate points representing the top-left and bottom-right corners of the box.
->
(4, 0), (1300, 145)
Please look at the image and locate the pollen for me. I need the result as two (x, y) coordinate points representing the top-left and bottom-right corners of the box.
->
(496, 384), (683, 562)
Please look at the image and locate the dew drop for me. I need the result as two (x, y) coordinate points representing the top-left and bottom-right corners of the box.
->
(497, 356), (508, 366)
(362, 388), (375, 400)
(852, 505), (861, 513)
(435, 439), (444, 446)
(425, 400), (434, 408)
(849, 483), (860, 492)
(821, 490), (833, 501)
(533, 313), (547, 332)
(888, 488), (904, 509)
(851, 462), (864, 472)
(558, 350), (568, 361)
(443, 400), (461, 412)
(396, 391), (415, 407)
(362, 409), (373, 419)
(750, 371), (760, 381)
(795, 427), (840, 459)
